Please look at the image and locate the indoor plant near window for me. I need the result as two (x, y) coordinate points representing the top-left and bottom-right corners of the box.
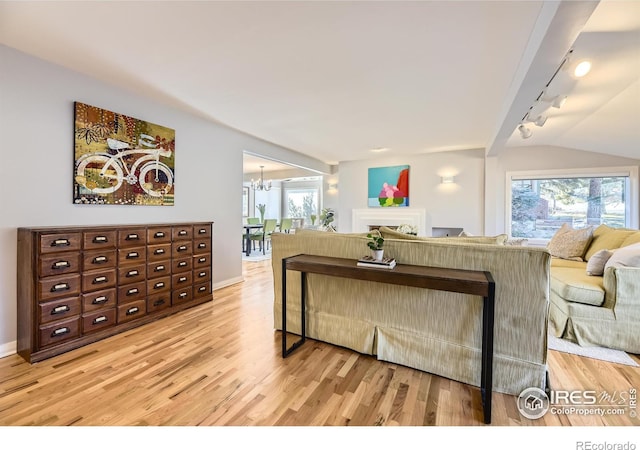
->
(319, 208), (335, 231)
(367, 231), (385, 260)
(256, 203), (266, 224)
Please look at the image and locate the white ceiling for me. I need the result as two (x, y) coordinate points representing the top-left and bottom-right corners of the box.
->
(1, 1), (638, 168)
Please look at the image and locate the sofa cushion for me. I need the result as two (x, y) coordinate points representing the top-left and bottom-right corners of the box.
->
(584, 224), (637, 261)
(585, 249), (613, 276)
(550, 257), (587, 269)
(620, 231), (640, 248)
(604, 242), (640, 269)
(550, 267), (605, 306)
(378, 226), (508, 244)
(547, 223), (593, 261)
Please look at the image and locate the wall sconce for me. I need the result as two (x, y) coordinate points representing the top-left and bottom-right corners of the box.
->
(441, 175), (455, 184)
(328, 183), (338, 191)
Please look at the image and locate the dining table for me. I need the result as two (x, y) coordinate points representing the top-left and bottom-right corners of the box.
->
(243, 223), (263, 256)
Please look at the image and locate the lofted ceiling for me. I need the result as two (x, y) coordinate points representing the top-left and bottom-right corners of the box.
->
(1, 1), (638, 169)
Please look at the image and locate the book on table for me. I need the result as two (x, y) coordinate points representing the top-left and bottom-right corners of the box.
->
(357, 255), (396, 269)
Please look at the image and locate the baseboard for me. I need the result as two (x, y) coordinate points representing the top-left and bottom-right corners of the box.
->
(0, 340), (17, 358)
(213, 276), (244, 291)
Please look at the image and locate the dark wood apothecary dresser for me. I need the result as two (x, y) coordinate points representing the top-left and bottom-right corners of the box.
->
(17, 222), (213, 363)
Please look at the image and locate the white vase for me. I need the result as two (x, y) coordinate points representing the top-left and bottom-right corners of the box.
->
(372, 249), (384, 261)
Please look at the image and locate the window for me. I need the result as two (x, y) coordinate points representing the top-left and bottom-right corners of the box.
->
(283, 177), (322, 224)
(507, 167), (638, 243)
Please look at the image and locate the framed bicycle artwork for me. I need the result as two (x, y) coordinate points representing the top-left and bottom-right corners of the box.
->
(73, 102), (175, 206)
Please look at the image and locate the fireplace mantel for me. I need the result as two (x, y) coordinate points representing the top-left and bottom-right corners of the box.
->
(351, 208), (430, 236)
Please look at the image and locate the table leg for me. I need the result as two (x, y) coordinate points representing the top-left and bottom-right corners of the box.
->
(481, 274), (495, 424)
(245, 228), (251, 256)
(282, 259), (306, 357)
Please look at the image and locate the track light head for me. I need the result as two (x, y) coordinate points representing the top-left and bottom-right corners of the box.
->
(518, 124), (532, 139)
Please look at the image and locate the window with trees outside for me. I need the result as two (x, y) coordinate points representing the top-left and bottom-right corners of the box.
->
(507, 168), (638, 244)
(284, 177), (321, 225)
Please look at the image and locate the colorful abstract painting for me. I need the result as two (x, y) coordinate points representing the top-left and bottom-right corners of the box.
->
(368, 165), (410, 207)
(73, 102), (175, 206)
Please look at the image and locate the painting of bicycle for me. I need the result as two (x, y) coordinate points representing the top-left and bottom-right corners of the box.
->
(73, 101), (175, 206)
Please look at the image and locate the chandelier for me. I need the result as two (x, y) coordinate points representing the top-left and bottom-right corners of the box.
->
(251, 165), (272, 191)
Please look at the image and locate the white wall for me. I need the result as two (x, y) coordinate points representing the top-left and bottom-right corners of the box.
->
(0, 45), (326, 354)
(337, 149), (486, 235)
(484, 145), (640, 235)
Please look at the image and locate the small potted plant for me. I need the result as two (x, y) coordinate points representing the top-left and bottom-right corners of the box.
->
(256, 203), (266, 224)
(367, 231), (385, 260)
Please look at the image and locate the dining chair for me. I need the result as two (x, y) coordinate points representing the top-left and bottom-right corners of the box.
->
(243, 217), (261, 252)
(279, 217), (293, 234)
(250, 218), (277, 254)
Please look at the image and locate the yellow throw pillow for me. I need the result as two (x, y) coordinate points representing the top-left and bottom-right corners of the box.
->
(584, 224), (636, 261)
(547, 223), (594, 261)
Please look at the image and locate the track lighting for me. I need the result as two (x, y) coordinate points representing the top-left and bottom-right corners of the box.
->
(518, 124), (532, 139)
(540, 92), (567, 109)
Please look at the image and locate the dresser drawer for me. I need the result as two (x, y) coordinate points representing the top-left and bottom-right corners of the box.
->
(148, 260), (171, 278)
(38, 274), (81, 301)
(82, 308), (116, 334)
(118, 228), (147, 247)
(193, 253), (211, 270)
(83, 230), (116, 250)
(193, 238), (210, 254)
(172, 257), (192, 273)
(147, 292), (171, 313)
(82, 288), (117, 313)
(118, 247), (147, 266)
(117, 281), (147, 303)
(172, 241), (193, 258)
(83, 249), (117, 271)
(39, 232), (82, 254)
(147, 276), (171, 294)
(39, 317), (80, 348)
(172, 225), (193, 241)
(39, 252), (81, 277)
(82, 268), (117, 292)
(147, 244), (172, 262)
(117, 300), (146, 324)
(193, 281), (211, 299)
(38, 296), (81, 324)
(172, 271), (193, 288)
(147, 227), (172, 244)
(118, 263), (146, 284)
(194, 223), (212, 239)
(172, 288), (192, 305)
(194, 268), (211, 283)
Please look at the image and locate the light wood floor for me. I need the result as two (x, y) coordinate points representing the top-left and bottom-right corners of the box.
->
(1, 260), (639, 426)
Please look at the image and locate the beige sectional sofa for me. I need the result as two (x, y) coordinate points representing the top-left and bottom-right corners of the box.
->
(549, 224), (640, 354)
(271, 229), (551, 396)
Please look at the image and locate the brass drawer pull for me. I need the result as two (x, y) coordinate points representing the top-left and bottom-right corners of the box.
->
(179, 292), (188, 298)
(198, 257), (206, 263)
(154, 265), (165, 272)
(93, 316), (108, 324)
(92, 296), (108, 304)
(126, 252), (139, 259)
(93, 236), (108, 243)
(93, 256), (108, 264)
(178, 261), (187, 267)
(51, 283), (70, 292)
(92, 276), (108, 284)
(126, 307), (140, 316)
(179, 276), (187, 282)
(51, 305), (70, 315)
(177, 245), (187, 252)
(154, 231), (165, 238)
(178, 230), (188, 236)
(154, 248), (165, 255)
(153, 299), (166, 307)
(127, 288), (139, 296)
(53, 260), (71, 269)
(126, 270), (139, 277)
(51, 239), (70, 247)
(51, 327), (70, 337)
(126, 233), (139, 240)
(154, 282), (165, 289)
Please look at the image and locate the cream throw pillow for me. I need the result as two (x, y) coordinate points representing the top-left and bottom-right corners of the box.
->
(586, 249), (613, 276)
(604, 242), (640, 269)
(547, 223), (593, 261)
